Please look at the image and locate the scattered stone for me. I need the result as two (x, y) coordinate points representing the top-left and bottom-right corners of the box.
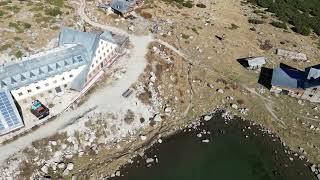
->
(164, 107), (172, 113)
(202, 139), (210, 143)
(317, 174), (320, 180)
(63, 169), (70, 176)
(207, 83), (215, 88)
(311, 164), (317, 172)
(289, 157), (293, 161)
(197, 133), (202, 138)
(217, 89), (224, 94)
(154, 114), (162, 122)
(57, 162), (66, 169)
(231, 103), (238, 110)
(115, 171), (121, 176)
(146, 158), (154, 163)
(158, 139), (163, 144)
(41, 165), (49, 174)
(50, 141), (57, 146)
(140, 135), (147, 141)
(65, 154), (73, 159)
(128, 25), (135, 31)
(150, 76), (156, 83)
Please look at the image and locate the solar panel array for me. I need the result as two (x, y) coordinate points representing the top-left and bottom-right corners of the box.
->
(0, 91), (21, 131)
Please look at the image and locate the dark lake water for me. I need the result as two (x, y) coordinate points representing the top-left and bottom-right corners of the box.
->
(111, 113), (316, 180)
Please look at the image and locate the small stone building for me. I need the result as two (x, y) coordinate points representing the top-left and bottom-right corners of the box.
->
(246, 57), (266, 70)
(270, 64), (320, 102)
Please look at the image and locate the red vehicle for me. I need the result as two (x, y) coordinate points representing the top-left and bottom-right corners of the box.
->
(30, 100), (50, 119)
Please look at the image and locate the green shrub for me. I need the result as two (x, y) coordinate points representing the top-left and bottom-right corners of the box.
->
(15, 51), (23, 59)
(45, 7), (62, 16)
(270, 21), (287, 30)
(248, 0), (320, 36)
(181, 33), (190, 39)
(0, 10), (5, 17)
(0, 44), (11, 51)
(182, 1), (193, 8)
(196, 3), (206, 8)
(0, 0), (12, 6)
(248, 18), (265, 24)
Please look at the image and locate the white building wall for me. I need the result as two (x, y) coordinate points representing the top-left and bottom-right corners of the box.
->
(88, 39), (118, 79)
(11, 65), (86, 101)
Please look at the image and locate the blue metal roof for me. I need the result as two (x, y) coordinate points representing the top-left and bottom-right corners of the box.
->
(0, 44), (89, 90)
(110, 0), (133, 13)
(271, 67), (305, 89)
(0, 90), (23, 135)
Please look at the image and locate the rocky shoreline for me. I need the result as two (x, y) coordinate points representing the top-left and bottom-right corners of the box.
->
(106, 110), (318, 180)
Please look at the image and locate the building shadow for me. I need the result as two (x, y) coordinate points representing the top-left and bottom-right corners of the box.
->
(11, 94), (24, 123)
(258, 67), (273, 89)
(237, 57), (250, 68)
(279, 63), (298, 70)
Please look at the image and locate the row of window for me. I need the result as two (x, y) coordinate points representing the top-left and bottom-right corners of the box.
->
(16, 74), (73, 96)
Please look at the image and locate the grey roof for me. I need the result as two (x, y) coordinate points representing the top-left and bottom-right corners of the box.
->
(0, 45), (89, 90)
(59, 27), (102, 58)
(247, 57), (266, 67)
(110, 0), (133, 13)
(0, 90), (24, 135)
(271, 67), (305, 89)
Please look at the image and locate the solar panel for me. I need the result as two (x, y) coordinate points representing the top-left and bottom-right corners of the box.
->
(0, 91), (21, 129)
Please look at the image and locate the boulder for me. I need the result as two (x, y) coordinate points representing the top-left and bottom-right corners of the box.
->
(154, 114), (162, 122)
(146, 158), (154, 163)
(204, 115), (212, 121)
(317, 174), (320, 180)
(62, 169), (70, 176)
(231, 103), (238, 109)
(311, 164), (317, 172)
(150, 76), (156, 83)
(57, 162), (66, 169)
(202, 139), (210, 143)
(66, 163), (74, 171)
(115, 171), (121, 176)
(164, 107), (172, 113)
(158, 139), (163, 144)
(50, 141), (57, 146)
(41, 165), (48, 174)
(140, 135), (147, 141)
(217, 89), (224, 94)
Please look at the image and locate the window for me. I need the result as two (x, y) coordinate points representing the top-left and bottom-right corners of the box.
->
(53, 80), (57, 84)
(309, 94), (314, 98)
(313, 88), (317, 91)
(62, 77), (65, 81)
(36, 86), (41, 90)
(64, 84), (67, 88)
(45, 83), (49, 87)
(18, 92), (23, 96)
(69, 74), (73, 78)
(27, 89), (32, 93)
(48, 90), (52, 93)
